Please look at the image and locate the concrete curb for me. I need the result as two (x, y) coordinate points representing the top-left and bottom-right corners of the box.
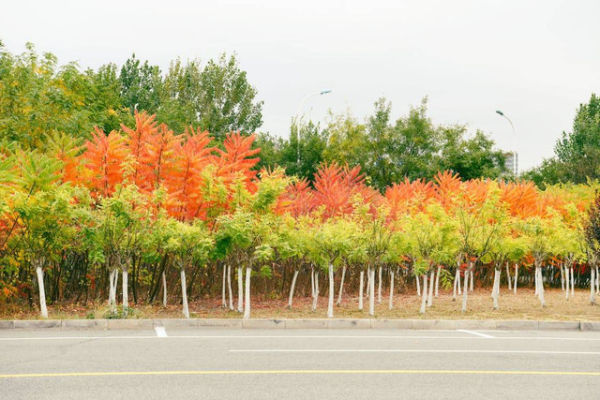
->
(1, 318), (599, 331)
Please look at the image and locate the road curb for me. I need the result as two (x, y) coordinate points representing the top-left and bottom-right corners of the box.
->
(1, 318), (599, 331)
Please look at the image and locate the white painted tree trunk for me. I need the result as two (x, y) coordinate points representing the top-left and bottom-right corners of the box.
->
(538, 267), (546, 307)
(243, 266), (251, 319)
(221, 264), (226, 308)
(434, 266), (441, 297)
(513, 264), (518, 294)
(237, 266), (244, 312)
(336, 265), (346, 306)
(506, 262), (512, 291)
(162, 271), (167, 307)
(327, 263), (334, 318)
(427, 270), (434, 307)
(461, 265), (470, 313)
(452, 268), (459, 301)
(358, 270), (364, 310)
(312, 271), (319, 312)
(534, 266), (539, 297)
(122, 269), (128, 315)
(570, 267), (575, 297)
(180, 268), (189, 319)
(457, 268), (462, 295)
(565, 266), (570, 300)
(492, 268), (500, 310)
(310, 266), (315, 299)
(109, 269), (118, 309)
(469, 270), (474, 292)
(108, 269), (115, 307)
(560, 264), (565, 291)
(596, 266), (599, 294)
(226, 265), (234, 311)
(416, 271), (421, 296)
(287, 269), (299, 309)
(369, 267), (375, 316)
(377, 266), (383, 304)
(35, 265), (48, 319)
(389, 270), (395, 310)
(419, 274), (428, 314)
(590, 267), (596, 305)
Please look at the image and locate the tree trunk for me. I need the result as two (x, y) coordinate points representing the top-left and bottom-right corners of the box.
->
(419, 274), (428, 314)
(535, 265), (540, 296)
(461, 264), (471, 312)
(452, 268), (460, 301)
(327, 263), (334, 318)
(108, 268), (115, 307)
(427, 270), (434, 307)
(358, 270), (364, 310)
(492, 268), (500, 310)
(221, 264), (226, 308)
(336, 265), (346, 306)
(565, 265), (570, 300)
(287, 269), (299, 309)
(369, 267), (375, 316)
(434, 266), (441, 297)
(416, 271), (421, 296)
(181, 268), (189, 319)
(35, 264), (48, 319)
(596, 266), (599, 294)
(590, 267), (596, 305)
(389, 270), (395, 310)
(377, 266), (383, 304)
(122, 268), (128, 315)
(513, 264), (519, 294)
(243, 266), (251, 319)
(312, 271), (319, 312)
(506, 262), (512, 291)
(538, 267), (546, 307)
(162, 271), (167, 307)
(570, 267), (575, 297)
(469, 270), (474, 292)
(560, 264), (565, 291)
(237, 266), (244, 312)
(227, 265), (234, 311)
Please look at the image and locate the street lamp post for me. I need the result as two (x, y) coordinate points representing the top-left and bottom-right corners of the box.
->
(496, 110), (518, 176)
(295, 90), (332, 168)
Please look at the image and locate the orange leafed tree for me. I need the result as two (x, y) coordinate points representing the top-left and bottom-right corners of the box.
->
(80, 128), (128, 198)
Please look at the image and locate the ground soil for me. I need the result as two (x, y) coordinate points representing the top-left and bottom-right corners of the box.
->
(2, 287), (599, 321)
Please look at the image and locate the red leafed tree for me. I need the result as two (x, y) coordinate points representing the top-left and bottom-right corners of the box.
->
(121, 111), (159, 190)
(276, 178), (315, 217)
(312, 163), (369, 218)
(139, 123), (181, 194)
(80, 128), (128, 198)
(385, 178), (435, 218)
(165, 127), (215, 221)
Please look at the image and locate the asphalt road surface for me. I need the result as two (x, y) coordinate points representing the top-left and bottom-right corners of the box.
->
(1, 327), (599, 399)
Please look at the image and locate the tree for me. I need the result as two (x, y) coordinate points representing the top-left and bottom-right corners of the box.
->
(526, 94), (600, 185)
(119, 54), (163, 115)
(196, 54), (263, 140)
(167, 220), (213, 318)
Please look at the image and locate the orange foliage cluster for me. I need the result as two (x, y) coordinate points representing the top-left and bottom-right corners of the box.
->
(73, 112), (260, 222)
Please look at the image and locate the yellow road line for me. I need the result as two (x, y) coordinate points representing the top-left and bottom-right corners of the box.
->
(1, 369), (599, 379)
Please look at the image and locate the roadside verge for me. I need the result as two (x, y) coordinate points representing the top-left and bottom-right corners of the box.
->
(0, 318), (599, 331)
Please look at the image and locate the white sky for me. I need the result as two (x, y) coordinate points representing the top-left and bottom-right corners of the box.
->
(2, 0), (599, 171)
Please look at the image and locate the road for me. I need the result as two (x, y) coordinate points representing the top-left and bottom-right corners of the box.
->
(0, 327), (599, 399)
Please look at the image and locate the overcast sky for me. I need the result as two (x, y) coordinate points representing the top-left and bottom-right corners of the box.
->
(2, 0), (599, 171)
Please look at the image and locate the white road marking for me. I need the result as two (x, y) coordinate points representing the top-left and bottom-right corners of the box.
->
(457, 329), (494, 338)
(0, 334), (599, 341)
(154, 327), (168, 337)
(229, 349), (600, 355)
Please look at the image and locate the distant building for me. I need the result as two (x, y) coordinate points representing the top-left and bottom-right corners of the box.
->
(505, 151), (518, 176)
